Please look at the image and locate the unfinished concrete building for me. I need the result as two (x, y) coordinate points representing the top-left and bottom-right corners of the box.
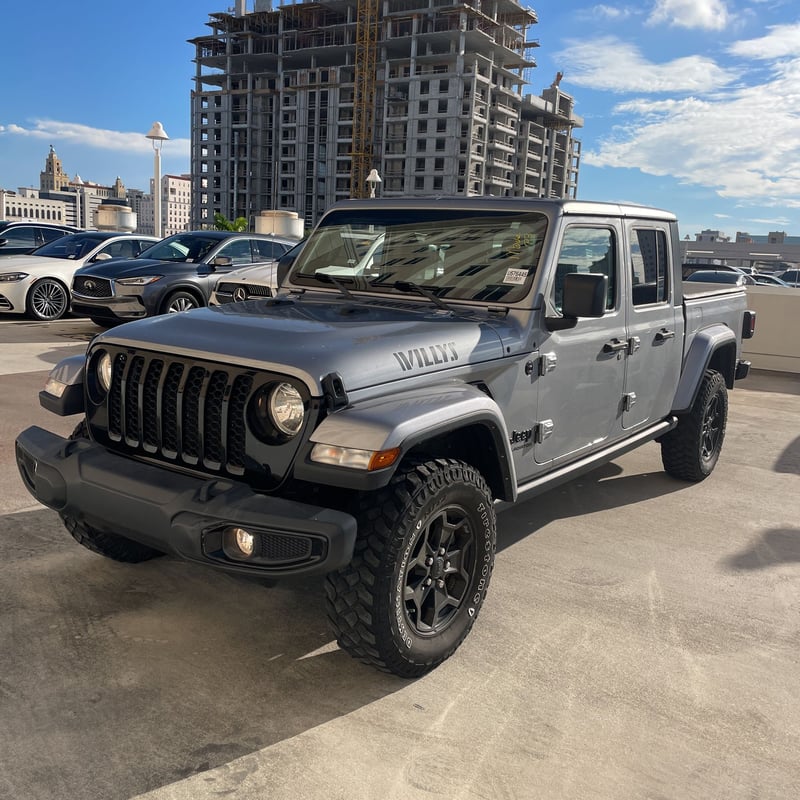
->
(189, 0), (582, 228)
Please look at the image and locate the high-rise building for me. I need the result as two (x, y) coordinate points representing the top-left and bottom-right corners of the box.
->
(137, 174), (192, 236)
(189, 0), (582, 229)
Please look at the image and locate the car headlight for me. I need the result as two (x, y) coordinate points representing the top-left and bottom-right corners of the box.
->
(97, 352), (113, 392)
(0, 272), (29, 282)
(115, 275), (163, 285)
(250, 382), (305, 442)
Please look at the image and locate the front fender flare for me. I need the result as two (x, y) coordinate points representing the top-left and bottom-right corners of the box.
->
(294, 382), (516, 498)
(39, 354), (86, 416)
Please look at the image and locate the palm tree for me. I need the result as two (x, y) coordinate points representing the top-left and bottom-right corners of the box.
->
(213, 213), (248, 232)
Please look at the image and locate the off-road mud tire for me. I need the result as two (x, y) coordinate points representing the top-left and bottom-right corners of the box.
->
(661, 369), (728, 482)
(325, 458), (496, 678)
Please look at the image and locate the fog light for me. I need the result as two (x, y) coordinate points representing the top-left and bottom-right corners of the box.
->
(232, 527), (255, 557)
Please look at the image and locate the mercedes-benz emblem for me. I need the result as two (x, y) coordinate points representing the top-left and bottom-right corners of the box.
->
(84, 280), (96, 291)
(233, 286), (248, 302)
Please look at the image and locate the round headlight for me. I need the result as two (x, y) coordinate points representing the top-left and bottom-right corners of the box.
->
(269, 382), (304, 437)
(97, 352), (113, 393)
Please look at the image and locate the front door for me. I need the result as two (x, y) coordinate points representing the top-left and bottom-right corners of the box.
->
(534, 221), (627, 466)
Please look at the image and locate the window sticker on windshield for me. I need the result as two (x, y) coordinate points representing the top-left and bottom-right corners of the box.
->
(503, 268), (529, 285)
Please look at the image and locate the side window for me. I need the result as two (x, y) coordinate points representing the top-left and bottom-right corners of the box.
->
(217, 239), (254, 266)
(40, 228), (69, 244)
(253, 240), (288, 260)
(0, 227), (36, 248)
(99, 240), (137, 260)
(552, 226), (616, 314)
(631, 228), (669, 305)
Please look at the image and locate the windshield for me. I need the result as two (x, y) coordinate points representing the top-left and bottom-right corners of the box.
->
(291, 209), (548, 304)
(138, 233), (220, 263)
(32, 233), (105, 259)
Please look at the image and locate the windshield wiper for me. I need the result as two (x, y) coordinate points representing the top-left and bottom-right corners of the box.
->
(393, 281), (455, 313)
(313, 270), (357, 300)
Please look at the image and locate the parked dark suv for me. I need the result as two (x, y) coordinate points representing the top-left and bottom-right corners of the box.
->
(0, 221), (82, 256)
(71, 231), (297, 325)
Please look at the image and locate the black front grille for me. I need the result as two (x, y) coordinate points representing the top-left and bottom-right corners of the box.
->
(217, 282), (272, 299)
(73, 275), (113, 298)
(103, 350), (255, 475)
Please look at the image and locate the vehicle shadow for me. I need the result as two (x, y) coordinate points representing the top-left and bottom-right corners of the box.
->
(496, 460), (685, 553)
(721, 528), (800, 571)
(0, 509), (405, 800)
(774, 435), (800, 476)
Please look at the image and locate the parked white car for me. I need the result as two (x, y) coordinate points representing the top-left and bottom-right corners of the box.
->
(0, 231), (158, 321)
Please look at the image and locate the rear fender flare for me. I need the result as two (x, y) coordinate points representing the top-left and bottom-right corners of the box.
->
(672, 324), (736, 413)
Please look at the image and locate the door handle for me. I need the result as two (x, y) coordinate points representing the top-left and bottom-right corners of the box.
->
(603, 338), (628, 353)
(655, 328), (675, 341)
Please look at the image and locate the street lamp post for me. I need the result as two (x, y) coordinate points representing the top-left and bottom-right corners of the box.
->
(365, 168), (382, 199)
(145, 121), (169, 238)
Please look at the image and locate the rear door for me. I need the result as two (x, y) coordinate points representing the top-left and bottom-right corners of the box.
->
(623, 224), (682, 429)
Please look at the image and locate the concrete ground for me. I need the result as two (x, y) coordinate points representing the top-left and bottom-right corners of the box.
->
(1, 318), (799, 800)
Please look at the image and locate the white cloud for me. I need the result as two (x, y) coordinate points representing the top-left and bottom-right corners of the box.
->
(584, 59), (800, 208)
(590, 4), (634, 19)
(0, 119), (188, 157)
(728, 22), (800, 59)
(556, 37), (739, 93)
(648, 0), (730, 30)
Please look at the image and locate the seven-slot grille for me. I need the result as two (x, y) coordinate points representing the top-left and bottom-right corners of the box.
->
(103, 350), (254, 475)
(73, 275), (113, 298)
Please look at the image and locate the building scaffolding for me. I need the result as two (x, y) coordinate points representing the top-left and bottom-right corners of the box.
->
(188, 0), (582, 228)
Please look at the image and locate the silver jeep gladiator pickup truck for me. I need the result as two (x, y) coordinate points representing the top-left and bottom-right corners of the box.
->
(16, 198), (755, 677)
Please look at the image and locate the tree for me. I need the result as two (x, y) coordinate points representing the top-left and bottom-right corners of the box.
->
(213, 213), (248, 232)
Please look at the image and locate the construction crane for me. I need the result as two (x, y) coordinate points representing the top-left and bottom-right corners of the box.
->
(350, 0), (380, 198)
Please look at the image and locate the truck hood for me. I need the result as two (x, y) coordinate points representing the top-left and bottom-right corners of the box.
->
(97, 295), (522, 394)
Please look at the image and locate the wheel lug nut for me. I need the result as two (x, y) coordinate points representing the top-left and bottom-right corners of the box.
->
(438, 548), (446, 556)
(444, 561), (450, 570)
(436, 579), (445, 589)
(424, 578), (432, 587)
(425, 557), (434, 566)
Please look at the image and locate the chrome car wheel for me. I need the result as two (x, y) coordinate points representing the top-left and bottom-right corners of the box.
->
(27, 278), (69, 321)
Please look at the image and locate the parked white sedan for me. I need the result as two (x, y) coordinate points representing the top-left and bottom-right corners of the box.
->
(0, 231), (158, 320)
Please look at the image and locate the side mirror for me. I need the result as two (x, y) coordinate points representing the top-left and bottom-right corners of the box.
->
(0, 238), (7, 247)
(93, 252), (113, 262)
(277, 248), (301, 286)
(210, 255), (233, 269)
(546, 272), (607, 331)
(562, 272), (607, 318)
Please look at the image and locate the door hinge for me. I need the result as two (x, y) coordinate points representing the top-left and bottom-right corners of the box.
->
(628, 336), (641, 355)
(534, 419), (555, 443)
(538, 352), (558, 376)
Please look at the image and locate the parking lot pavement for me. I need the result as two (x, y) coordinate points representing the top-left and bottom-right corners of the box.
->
(1, 319), (799, 800)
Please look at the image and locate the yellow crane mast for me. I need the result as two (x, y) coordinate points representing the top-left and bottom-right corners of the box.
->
(350, 0), (379, 198)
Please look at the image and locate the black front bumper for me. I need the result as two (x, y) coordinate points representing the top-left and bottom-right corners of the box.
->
(15, 426), (357, 578)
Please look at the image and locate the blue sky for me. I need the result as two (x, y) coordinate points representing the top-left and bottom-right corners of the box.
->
(1, 0), (798, 238)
